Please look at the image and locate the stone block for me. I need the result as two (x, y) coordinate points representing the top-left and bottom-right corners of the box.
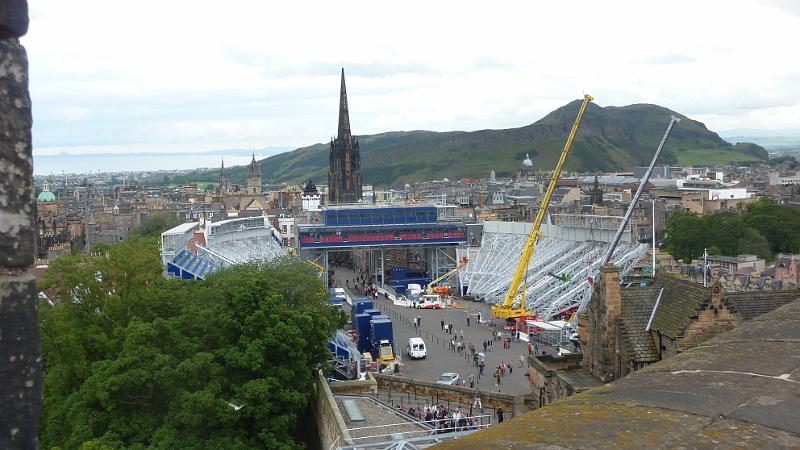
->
(0, 38), (34, 267)
(0, 272), (41, 449)
(0, 1), (29, 39)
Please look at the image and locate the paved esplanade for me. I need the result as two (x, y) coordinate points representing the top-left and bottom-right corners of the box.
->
(335, 268), (537, 396)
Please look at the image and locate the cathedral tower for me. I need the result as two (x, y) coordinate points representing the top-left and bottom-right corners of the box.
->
(328, 68), (363, 204)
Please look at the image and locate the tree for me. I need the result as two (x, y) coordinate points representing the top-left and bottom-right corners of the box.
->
(663, 211), (705, 263)
(744, 199), (800, 255)
(40, 237), (344, 448)
(737, 227), (772, 261)
(133, 212), (183, 237)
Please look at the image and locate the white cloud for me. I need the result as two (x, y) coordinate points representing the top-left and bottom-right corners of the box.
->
(23, 0), (800, 158)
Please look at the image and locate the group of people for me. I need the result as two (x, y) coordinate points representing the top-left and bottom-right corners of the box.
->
(397, 402), (503, 433)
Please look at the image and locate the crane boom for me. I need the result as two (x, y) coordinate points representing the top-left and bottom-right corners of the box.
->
(425, 256), (468, 295)
(573, 115), (680, 320)
(491, 94), (593, 320)
(601, 115), (680, 266)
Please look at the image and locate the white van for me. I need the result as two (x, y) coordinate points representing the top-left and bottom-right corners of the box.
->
(406, 337), (427, 359)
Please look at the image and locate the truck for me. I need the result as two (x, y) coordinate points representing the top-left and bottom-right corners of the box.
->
(413, 294), (442, 309)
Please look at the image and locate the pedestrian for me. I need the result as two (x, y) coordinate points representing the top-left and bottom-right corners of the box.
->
(528, 343), (532, 355)
(417, 316), (421, 327)
(473, 353), (478, 367)
(496, 407), (504, 423)
(519, 353), (525, 367)
(508, 361), (513, 374)
(441, 319), (445, 331)
(466, 315), (471, 327)
(479, 361), (485, 378)
(534, 342), (540, 355)
(473, 388), (482, 409)
(483, 341), (487, 352)
(460, 329), (464, 340)
(469, 373), (475, 389)
(495, 370), (501, 386)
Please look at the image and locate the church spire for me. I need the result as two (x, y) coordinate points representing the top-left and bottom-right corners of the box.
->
(338, 68), (351, 138)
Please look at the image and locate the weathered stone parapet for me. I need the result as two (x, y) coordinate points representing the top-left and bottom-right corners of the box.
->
(0, 1), (40, 447)
(0, 0), (29, 39)
(0, 38), (34, 267)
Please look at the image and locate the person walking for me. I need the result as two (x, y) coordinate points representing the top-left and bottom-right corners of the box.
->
(483, 341), (487, 352)
(494, 370), (501, 386)
(479, 360), (485, 378)
(519, 353), (525, 368)
(466, 315), (471, 327)
(508, 361), (513, 375)
(473, 388), (482, 409)
(527, 343), (532, 355)
(441, 319), (445, 331)
(469, 373), (475, 389)
(496, 407), (504, 423)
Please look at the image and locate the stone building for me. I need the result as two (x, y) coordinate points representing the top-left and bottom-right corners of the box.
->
(328, 68), (363, 204)
(529, 264), (800, 407)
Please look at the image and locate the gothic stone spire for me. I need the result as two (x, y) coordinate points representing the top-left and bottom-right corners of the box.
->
(338, 68), (351, 139)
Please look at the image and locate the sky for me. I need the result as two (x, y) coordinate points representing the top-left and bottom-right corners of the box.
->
(24, 0), (800, 160)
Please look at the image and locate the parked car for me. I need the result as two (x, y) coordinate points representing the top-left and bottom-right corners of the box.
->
(436, 372), (460, 386)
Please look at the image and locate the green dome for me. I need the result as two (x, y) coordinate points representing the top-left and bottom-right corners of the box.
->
(37, 180), (56, 202)
(37, 190), (56, 202)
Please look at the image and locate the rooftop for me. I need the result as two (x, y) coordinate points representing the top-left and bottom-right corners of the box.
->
(433, 300), (800, 449)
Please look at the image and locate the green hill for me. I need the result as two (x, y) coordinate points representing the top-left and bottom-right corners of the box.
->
(215, 102), (768, 187)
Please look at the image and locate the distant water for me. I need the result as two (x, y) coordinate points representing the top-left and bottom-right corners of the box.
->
(33, 149), (292, 175)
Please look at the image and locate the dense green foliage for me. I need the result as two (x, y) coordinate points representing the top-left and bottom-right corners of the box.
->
(39, 237), (344, 449)
(180, 102), (767, 187)
(133, 212), (183, 237)
(663, 199), (800, 263)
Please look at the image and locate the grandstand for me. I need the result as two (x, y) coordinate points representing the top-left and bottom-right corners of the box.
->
(162, 216), (286, 280)
(457, 219), (648, 320)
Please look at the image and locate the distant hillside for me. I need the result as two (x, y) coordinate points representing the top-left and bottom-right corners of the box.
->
(214, 102), (768, 187)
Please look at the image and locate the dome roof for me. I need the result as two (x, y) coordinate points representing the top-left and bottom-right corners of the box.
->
(37, 191), (56, 202)
(522, 153), (533, 167)
(37, 180), (56, 202)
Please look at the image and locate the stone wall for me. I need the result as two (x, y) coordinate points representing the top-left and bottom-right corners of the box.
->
(527, 354), (583, 408)
(328, 373), (378, 396)
(310, 372), (353, 450)
(372, 373), (531, 417)
(0, 1), (41, 448)
(680, 284), (737, 350)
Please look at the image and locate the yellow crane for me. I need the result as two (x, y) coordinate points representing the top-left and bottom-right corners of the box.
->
(491, 94), (593, 320)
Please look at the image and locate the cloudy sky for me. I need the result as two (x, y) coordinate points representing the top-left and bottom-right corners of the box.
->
(25, 0), (800, 157)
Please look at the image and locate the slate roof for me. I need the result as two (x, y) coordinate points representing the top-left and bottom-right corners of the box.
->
(726, 290), (800, 322)
(433, 301), (800, 449)
(648, 276), (711, 339)
(618, 286), (660, 363)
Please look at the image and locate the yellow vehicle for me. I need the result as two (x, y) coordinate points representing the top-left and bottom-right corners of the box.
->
(376, 339), (395, 367)
(491, 95), (593, 320)
(425, 256), (469, 296)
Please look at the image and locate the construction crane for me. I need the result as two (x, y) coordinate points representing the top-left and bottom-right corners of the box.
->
(491, 94), (593, 320)
(425, 256), (469, 296)
(305, 259), (325, 278)
(573, 115), (680, 321)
